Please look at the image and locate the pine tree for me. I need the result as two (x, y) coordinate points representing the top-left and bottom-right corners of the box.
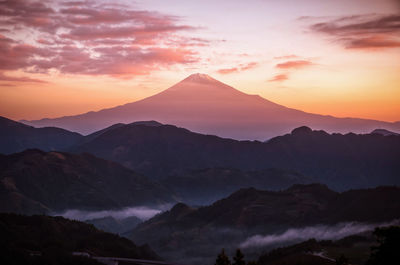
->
(232, 249), (245, 265)
(215, 248), (231, 265)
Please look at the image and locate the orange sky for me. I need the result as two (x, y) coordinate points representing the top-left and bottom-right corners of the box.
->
(0, 0), (399, 122)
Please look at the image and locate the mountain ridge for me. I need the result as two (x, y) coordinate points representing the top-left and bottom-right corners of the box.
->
(23, 74), (400, 140)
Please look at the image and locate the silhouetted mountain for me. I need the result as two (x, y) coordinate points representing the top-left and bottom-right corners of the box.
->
(85, 215), (142, 235)
(0, 149), (175, 215)
(0, 213), (160, 265)
(0, 116), (82, 154)
(71, 123), (400, 191)
(25, 73), (400, 140)
(371, 128), (399, 136)
(129, 184), (400, 264)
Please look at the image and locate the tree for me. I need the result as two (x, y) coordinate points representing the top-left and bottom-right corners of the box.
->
(233, 249), (245, 265)
(335, 254), (348, 265)
(247, 261), (258, 265)
(215, 249), (231, 265)
(366, 226), (400, 265)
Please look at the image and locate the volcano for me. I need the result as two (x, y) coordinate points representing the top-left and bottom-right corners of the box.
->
(24, 73), (400, 140)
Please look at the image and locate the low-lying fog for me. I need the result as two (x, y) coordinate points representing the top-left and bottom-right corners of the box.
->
(52, 205), (172, 221)
(240, 220), (400, 249)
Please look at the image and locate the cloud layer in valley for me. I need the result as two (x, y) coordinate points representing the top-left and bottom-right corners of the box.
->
(240, 220), (399, 248)
(53, 206), (166, 221)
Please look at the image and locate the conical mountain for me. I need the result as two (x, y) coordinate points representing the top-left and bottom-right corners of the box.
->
(25, 73), (400, 140)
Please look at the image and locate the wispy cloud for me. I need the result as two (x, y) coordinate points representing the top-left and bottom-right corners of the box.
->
(310, 14), (400, 50)
(240, 220), (399, 249)
(274, 55), (299, 60)
(53, 206), (166, 221)
(276, 60), (313, 69)
(217, 62), (258, 75)
(268, 73), (289, 82)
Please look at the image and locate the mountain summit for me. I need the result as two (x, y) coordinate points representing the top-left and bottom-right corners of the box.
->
(182, 73), (220, 84)
(24, 74), (400, 140)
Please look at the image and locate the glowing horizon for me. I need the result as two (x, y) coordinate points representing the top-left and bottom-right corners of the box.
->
(1, 0), (399, 122)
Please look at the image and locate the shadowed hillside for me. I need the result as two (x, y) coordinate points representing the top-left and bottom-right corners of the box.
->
(0, 149), (175, 215)
(129, 184), (400, 264)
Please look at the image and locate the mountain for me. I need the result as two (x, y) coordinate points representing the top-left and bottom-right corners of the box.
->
(0, 149), (175, 215)
(24, 73), (400, 140)
(160, 168), (314, 205)
(129, 184), (400, 265)
(0, 213), (160, 265)
(0, 116), (82, 154)
(71, 122), (400, 191)
(371, 128), (399, 136)
(85, 215), (142, 235)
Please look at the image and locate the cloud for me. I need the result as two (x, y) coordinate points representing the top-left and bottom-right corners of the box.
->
(341, 35), (400, 49)
(217, 62), (258, 74)
(0, 0), (202, 79)
(53, 206), (166, 221)
(310, 14), (400, 50)
(276, 60), (313, 69)
(268, 73), (289, 82)
(0, 73), (46, 83)
(274, 55), (299, 60)
(240, 220), (399, 249)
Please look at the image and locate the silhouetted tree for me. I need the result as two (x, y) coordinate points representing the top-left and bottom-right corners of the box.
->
(233, 249), (245, 265)
(215, 249), (231, 265)
(366, 226), (400, 265)
(247, 261), (258, 265)
(335, 254), (348, 265)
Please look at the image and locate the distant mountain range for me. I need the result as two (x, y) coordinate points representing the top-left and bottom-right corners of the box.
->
(0, 149), (175, 215)
(1, 116), (399, 192)
(0, 116), (82, 155)
(70, 122), (400, 191)
(129, 184), (400, 264)
(23, 73), (400, 140)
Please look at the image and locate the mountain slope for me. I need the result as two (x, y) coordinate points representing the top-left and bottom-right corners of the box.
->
(0, 116), (82, 154)
(24, 73), (400, 140)
(0, 149), (175, 215)
(0, 213), (161, 263)
(129, 184), (400, 264)
(71, 123), (400, 191)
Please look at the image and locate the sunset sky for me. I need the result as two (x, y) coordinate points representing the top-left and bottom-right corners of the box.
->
(1, 0), (399, 122)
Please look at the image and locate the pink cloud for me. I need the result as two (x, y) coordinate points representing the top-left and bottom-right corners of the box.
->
(268, 73), (289, 82)
(342, 35), (400, 49)
(274, 54), (299, 60)
(217, 62), (258, 75)
(276, 60), (313, 69)
(0, 0), (202, 79)
(0, 73), (46, 83)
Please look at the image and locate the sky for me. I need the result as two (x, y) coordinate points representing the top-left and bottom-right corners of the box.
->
(1, 0), (399, 122)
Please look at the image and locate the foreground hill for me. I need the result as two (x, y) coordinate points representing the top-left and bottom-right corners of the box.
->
(0, 149), (175, 215)
(24, 73), (400, 140)
(0, 116), (82, 155)
(129, 184), (400, 264)
(0, 213), (160, 265)
(72, 122), (400, 190)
